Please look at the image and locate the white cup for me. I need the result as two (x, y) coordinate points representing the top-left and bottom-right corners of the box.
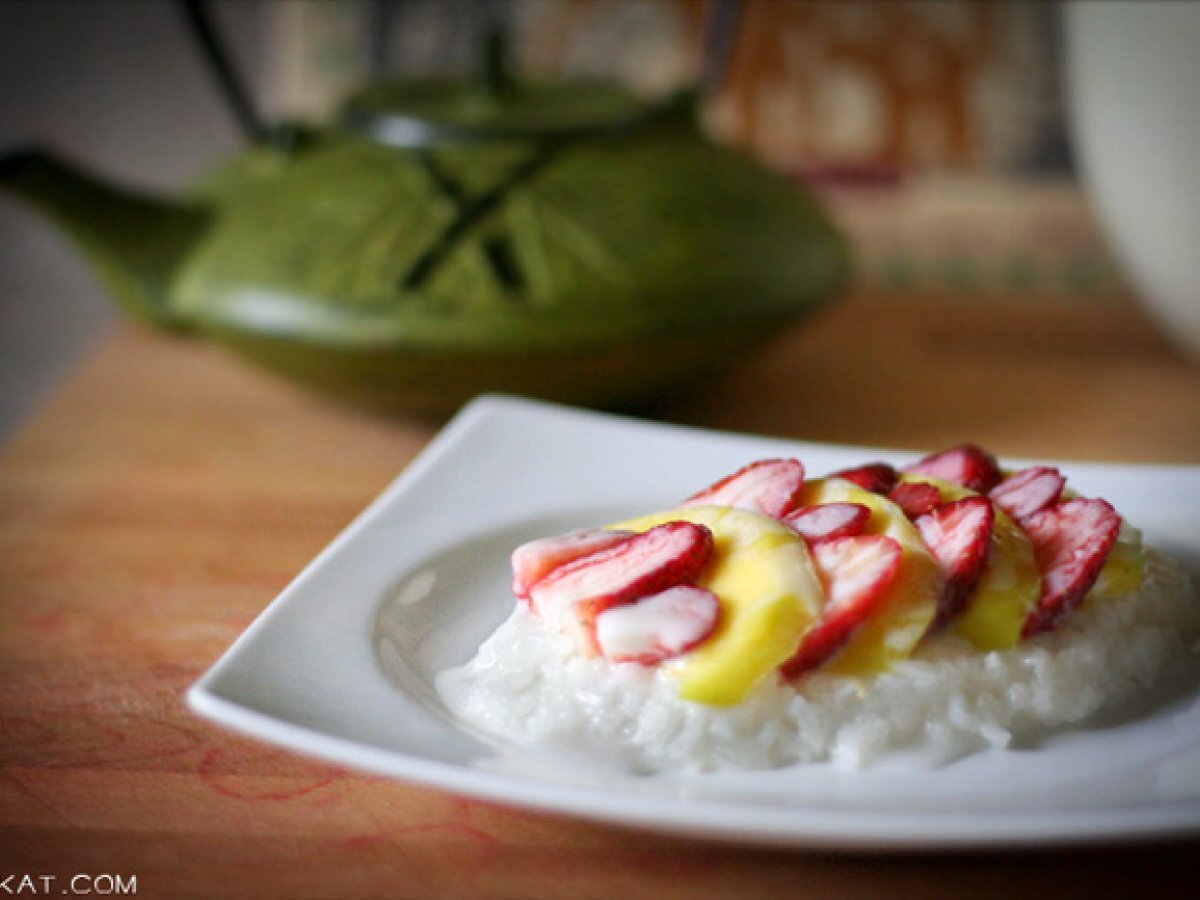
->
(1065, 1), (1200, 360)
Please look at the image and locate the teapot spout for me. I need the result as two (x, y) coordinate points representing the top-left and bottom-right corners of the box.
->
(0, 147), (210, 329)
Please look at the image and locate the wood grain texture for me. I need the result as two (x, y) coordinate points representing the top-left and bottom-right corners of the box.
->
(664, 293), (1200, 462)
(2, 293), (1198, 898)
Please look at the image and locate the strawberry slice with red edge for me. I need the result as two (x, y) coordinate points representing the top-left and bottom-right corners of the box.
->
(903, 444), (1003, 494)
(989, 466), (1065, 522)
(511, 528), (635, 599)
(888, 481), (942, 520)
(529, 521), (714, 653)
(829, 462), (898, 494)
(1021, 498), (1121, 636)
(779, 535), (902, 677)
(682, 458), (805, 518)
(594, 585), (720, 665)
(914, 497), (995, 626)
(783, 502), (870, 544)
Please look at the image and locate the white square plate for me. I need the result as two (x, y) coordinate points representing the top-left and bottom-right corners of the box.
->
(189, 396), (1200, 850)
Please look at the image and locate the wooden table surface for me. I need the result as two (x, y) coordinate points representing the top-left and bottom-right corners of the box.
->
(3, 292), (1199, 898)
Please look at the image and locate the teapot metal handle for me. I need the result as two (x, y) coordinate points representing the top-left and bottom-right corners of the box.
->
(178, 0), (276, 148)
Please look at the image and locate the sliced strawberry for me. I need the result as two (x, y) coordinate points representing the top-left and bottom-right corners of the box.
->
(528, 521), (714, 652)
(888, 481), (942, 519)
(1021, 498), (1121, 636)
(511, 528), (635, 599)
(989, 466), (1065, 522)
(682, 458), (804, 518)
(783, 502), (870, 544)
(594, 585), (720, 665)
(914, 497), (995, 626)
(903, 444), (1003, 494)
(829, 462), (898, 494)
(779, 535), (902, 677)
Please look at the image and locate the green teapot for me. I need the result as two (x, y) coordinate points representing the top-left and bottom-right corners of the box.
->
(0, 15), (847, 416)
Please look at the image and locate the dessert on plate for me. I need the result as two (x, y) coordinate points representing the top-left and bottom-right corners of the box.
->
(439, 445), (1199, 771)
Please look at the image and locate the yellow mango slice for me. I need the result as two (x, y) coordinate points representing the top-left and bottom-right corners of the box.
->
(1089, 521), (1146, 600)
(900, 474), (1039, 650)
(795, 478), (942, 675)
(609, 506), (821, 706)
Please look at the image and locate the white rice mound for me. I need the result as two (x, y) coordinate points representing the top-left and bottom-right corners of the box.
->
(438, 553), (1200, 772)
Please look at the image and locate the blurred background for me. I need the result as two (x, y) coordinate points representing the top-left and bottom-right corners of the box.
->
(0, 0), (1131, 438)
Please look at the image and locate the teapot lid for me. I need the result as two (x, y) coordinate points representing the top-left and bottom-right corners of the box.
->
(340, 77), (685, 148)
(338, 29), (685, 148)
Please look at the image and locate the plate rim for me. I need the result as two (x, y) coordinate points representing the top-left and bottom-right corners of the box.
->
(188, 394), (1200, 851)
